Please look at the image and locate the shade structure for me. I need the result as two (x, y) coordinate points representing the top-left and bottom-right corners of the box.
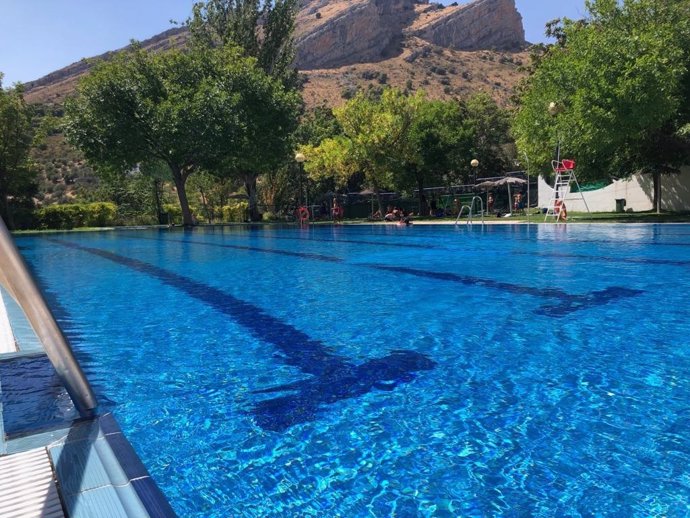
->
(494, 176), (527, 186)
(495, 177), (526, 213)
(475, 177), (527, 213)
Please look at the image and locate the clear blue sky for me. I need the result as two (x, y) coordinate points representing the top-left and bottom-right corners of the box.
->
(0, 0), (587, 86)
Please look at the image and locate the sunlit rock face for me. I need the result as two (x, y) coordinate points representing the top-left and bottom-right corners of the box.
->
(295, 0), (525, 70)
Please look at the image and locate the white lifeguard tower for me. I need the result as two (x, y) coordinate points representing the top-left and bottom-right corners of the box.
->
(544, 159), (590, 222)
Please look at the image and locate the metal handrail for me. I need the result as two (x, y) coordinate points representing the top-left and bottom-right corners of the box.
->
(455, 205), (470, 225)
(0, 217), (97, 417)
(454, 196), (485, 226)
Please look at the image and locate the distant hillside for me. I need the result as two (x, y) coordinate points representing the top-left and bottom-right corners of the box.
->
(23, 0), (530, 205)
(24, 0), (526, 107)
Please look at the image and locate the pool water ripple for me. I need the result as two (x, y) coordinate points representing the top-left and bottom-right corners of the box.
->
(13, 224), (690, 517)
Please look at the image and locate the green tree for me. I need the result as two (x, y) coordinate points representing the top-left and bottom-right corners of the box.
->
(513, 0), (690, 212)
(463, 93), (512, 181)
(188, 0), (298, 84)
(294, 105), (342, 147)
(187, 0), (301, 220)
(65, 45), (297, 226)
(0, 76), (37, 229)
(395, 98), (474, 215)
(334, 89), (420, 213)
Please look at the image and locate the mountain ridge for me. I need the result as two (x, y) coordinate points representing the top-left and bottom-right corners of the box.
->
(24, 0), (527, 108)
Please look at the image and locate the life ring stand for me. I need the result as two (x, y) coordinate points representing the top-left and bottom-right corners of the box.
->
(298, 206), (310, 223)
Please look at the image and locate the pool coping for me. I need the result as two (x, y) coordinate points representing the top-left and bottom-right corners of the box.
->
(0, 292), (178, 518)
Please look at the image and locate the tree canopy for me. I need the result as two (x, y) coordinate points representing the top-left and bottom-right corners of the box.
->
(65, 45), (300, 226)
(513, 0), (690, 210)
(300, 88), (510, 215)
(187, 0), (299, 86)
(0, 76), (37, 229)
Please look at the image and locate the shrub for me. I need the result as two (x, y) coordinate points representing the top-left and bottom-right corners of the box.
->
(162, 203), (183, 225)
(35, 202), (117, 229)
(222, 202), (248, 222)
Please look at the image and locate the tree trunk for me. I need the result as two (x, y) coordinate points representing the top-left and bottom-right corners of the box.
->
(417, 178), (427, 216)
(243, 172), (261, 222)
(171, 165), (195, 227)
(374, 186), (384, 215)
(152, 179), (163, 224)
(653, 170), (662, 214)
(198, 185), (211, 224)
(0, 173), (13, 230)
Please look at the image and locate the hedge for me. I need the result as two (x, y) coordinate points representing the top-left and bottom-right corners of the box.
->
(35, 202), (118, 230)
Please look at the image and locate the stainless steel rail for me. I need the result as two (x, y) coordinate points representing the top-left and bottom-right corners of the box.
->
(0, 217), (97, 417)
(454, 196), (485, 226)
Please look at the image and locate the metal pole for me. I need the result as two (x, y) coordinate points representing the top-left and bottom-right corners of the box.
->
(0, 217), (97, 417)
(524, 152), (531, 226)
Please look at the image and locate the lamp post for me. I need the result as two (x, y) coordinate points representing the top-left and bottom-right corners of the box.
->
(469, 158), (480, 215)
(295, 152), (306, 208)
(548, 101), (562, 163)
(523, 152), (531, 225)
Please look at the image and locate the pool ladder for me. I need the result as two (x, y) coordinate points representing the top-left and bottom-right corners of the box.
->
(0, 216), (97, 417)
(455, 196), (485, 226)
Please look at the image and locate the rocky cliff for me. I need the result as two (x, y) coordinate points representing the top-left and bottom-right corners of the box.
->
(408, 0), (524, 51)
(294, 0), (525, 69)
(295, 0), (417, 69)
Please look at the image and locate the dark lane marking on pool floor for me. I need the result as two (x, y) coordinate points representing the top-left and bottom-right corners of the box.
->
(168, 230), (439, 250)
(178, 231), (690, 269)
(513, 250), (690, 267)
(48, 239), (434, 432)
(365, 264), (644, 317)
(140, 235), (644, 317)
(132, 235), (344, 263)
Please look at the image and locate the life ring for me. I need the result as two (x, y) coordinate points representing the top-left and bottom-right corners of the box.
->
(332, 206), (343, 219)
(298, 206), (310, 223)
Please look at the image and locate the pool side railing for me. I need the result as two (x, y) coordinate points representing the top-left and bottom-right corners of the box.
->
(0, 217), (96, 417)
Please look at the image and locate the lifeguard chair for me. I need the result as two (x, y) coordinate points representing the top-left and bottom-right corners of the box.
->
(544, 159), (590, 222)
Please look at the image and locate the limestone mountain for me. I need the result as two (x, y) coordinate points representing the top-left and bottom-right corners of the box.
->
(25, 0), (526, 107)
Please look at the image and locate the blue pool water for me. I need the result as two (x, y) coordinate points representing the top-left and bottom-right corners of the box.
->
(15, 224), (690, 517)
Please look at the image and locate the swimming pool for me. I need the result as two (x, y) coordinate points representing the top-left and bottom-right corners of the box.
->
(16, 224), (690, 516)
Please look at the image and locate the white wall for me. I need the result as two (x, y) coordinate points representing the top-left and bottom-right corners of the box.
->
(538, 166), (690, 212)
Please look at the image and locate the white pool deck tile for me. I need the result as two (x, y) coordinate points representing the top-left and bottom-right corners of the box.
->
(0, 447), (65, 518)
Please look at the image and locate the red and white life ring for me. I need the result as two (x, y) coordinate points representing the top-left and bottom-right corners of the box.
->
(332, 206), (343, 219)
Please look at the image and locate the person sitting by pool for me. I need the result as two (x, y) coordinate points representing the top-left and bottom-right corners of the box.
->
(384, 205), (396, 221)
(488, 193), (495, 213)
(398, 209), (413, 226)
